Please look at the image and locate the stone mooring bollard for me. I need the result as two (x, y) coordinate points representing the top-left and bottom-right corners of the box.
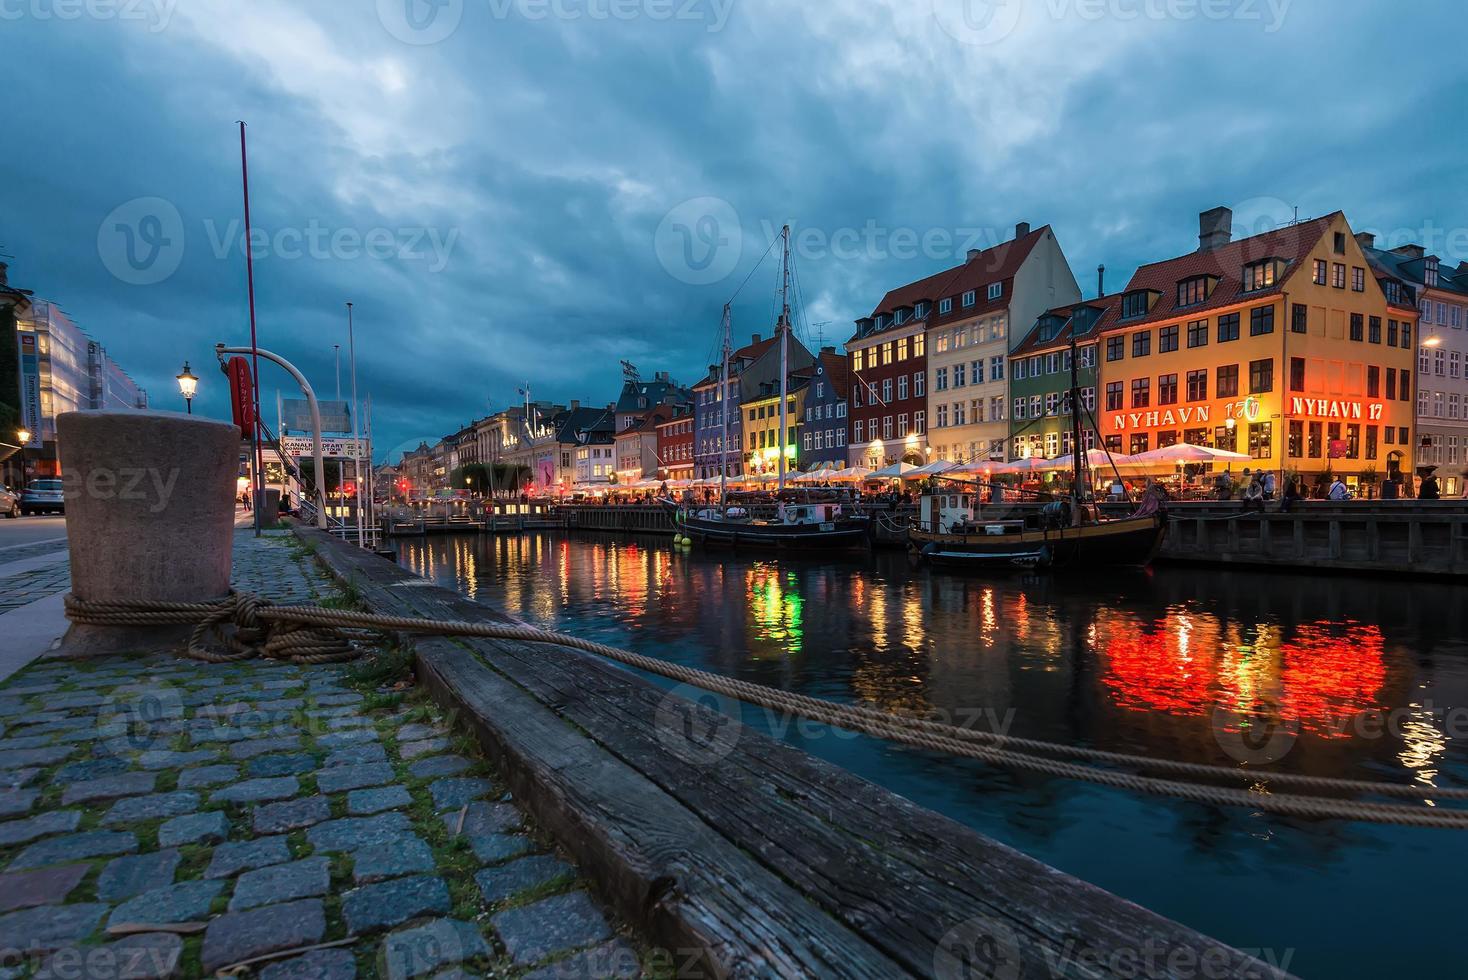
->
(57, 409), (241, 657)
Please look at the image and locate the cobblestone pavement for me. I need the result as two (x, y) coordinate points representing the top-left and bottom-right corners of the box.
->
(0, 533), (644, 978)
(0, 565), (72, 615)
(0, 541), (69, 566)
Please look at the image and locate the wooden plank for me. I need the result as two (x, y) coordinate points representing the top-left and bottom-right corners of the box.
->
(302, 528), (1293, 979)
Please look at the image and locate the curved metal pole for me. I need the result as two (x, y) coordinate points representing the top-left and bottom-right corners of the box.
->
(216, 344), (328, 528)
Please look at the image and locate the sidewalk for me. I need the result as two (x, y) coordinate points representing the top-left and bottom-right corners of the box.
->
(0, 532), (644, 978)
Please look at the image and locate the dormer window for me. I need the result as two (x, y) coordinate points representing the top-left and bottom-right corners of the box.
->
(1426, 257), (1440, 287)
(874, 314), (887, 331)
(1384, 280), (1404, 304)
(914, 301), (929, 319)
(987, 282), (1003, 301)
(1241, 258), (1284, 292)
(962, 290), (976, 308)
(1120, 289), (1157, 320)
(894, 309), (907, 325)
(1175, 275), (1215, 308)
(938, 298), (953, 315)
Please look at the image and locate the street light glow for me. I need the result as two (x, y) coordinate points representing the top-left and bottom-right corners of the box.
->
(176, 362), (199, 399)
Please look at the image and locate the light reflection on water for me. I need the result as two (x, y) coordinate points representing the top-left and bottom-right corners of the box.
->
(398, 532), (1468, 978)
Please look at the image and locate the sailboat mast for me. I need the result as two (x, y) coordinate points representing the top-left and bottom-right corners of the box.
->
(777, 224), (791, 492)
(719, 302), (731, 507)
(1069, 332), (1085, 500)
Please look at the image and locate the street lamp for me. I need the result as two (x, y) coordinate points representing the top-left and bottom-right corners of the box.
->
(16, 428), (31, 487)
(176, 362), (198, 415)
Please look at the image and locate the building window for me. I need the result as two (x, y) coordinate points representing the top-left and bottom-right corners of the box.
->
(1312, 259), (1327, 285)
(883, 416), (894, 439)
(1352, 267), (1366, 292)
(1013, 359), (1026, 381)
(1250, 305), (1275, 336)
(939, 298), (952, 314)
(1288, 420), (1303, 458)
(1132, 331), (1152, 357)
(1241, 259), (1279, 292)
(1121, 290), (1152, 319)
(962, 290), (976, 308)
(1249, 421), (1273, 459)
(1290, 356), (1306, 392)
(1187, 320), (1208, 348)
(935, 367), (948, 391)
(914, 410), (925, 435)
(896, 337), (909, 361)
(1218, 313), (1240, 343)
(1107, 336), (1125, 361)
(990, 356), (1005, 380)
(1186, 370), (1208, 402)
(1030, 395), (1042, 418)
(1217, 363), (1240, 398)
(914, 371), (925, 397)
(882, 379), (893, 402)
(1158, 373), (1178, 405)
(1176, 277), (1209, 308)
(1332, 263), (1346, 289)
(898, 375), (909, 400)
(1131, 377), (1150, 408)
(1079, 345), (1096, 368)
(1129, 433), (1150, 455)
(1400, 321), (1412, 349)
(1044, 393), (1058, 417)
(1029, 355), (1042, 377)
(1387, 320), (1399, 347)
(1291, 303), (1308, 334)
(988, 282), (1003, 301)
(1159, 325), (1179, 352)
(1105, 382), (1123, 411)
(954, 363), (967, 387)
(1014, 398), (1026, 420)
(1349, 313), (1363, 342)
(1045, 353), (1059, 375)
(1249, 358), (1274, 394)
(1368, 316), (1382, 344)
(936, 405), (948, 428)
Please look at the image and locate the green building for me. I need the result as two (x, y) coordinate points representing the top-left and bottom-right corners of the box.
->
(1007, 298), (1111, 460)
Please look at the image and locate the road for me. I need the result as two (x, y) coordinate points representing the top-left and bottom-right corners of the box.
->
(0, 514), (67, 551)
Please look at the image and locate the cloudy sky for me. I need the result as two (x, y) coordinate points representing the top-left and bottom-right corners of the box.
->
(4, 0), (1465, 459)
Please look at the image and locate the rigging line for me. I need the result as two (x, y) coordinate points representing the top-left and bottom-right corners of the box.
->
(725, 232), (782, 307)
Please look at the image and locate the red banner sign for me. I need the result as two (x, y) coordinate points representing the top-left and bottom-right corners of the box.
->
(227, 357), (255, 435)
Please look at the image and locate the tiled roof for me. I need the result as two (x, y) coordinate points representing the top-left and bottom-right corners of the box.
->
(1010, 297), (1115, 358)
(849, 226), (1049, 343)
(1363, 246), (1468, 300)
(1096, 214), (1334, 333)
(693, 333), (784, 388)
(815, 350), (852, 397)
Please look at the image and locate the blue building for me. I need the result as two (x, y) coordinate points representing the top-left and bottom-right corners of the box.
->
(692, 331), (814, 479)
(800, 348), (851, 469)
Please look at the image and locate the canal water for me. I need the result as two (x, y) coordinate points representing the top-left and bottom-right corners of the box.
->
(396, 533), (1468, 978)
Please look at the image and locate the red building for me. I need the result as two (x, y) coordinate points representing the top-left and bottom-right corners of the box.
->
(847, 298), (929, 467)
(655, 408), (695, 480)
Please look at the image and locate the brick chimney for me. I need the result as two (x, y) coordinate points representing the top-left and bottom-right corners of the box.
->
(1355, 231), (1377, 250)
(966, 249), (981, 261)
(1097, 264), (1105, 298)
(570, 400), (580, 412)
(1391, 243), (1426, 261)
(751, 333), (761, 345)
(1198, 206), (1232, 252)
(1015, 221), (1031, 239)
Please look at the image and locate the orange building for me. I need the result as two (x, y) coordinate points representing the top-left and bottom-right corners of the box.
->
(1096, 208), (1417, 491)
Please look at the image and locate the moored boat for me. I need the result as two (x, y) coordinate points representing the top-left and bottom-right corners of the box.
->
(908, 494), (1163, 569)
(680, 500), (871, 549)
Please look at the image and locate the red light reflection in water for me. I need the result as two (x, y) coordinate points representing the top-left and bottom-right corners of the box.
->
(1099, 614), (1388, 736)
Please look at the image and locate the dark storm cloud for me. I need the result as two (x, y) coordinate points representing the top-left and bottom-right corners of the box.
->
(2, 0), (1464, 457)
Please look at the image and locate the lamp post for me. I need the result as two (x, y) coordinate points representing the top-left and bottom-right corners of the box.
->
(16, 428), (31, 487)
(175, 362), (198, 415)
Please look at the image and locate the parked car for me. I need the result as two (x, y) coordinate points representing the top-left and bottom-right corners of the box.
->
(20, 478), (65, 516)
(0, 484), (19, 519)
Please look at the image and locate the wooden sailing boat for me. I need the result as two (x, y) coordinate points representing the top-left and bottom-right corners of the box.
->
(908, 334), (1165, 570)
(679, 225), (871, 550)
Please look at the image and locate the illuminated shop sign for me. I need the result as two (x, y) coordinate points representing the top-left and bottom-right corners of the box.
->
(1289, 398), (1385, 421)
(1110, 397), (1261, 432)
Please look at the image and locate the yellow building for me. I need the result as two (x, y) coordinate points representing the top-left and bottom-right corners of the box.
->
(1098, 208), (1416, 491)
(743, 383), (805, 480)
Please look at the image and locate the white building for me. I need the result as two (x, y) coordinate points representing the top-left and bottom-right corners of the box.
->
(1363, 238), (1468, 494)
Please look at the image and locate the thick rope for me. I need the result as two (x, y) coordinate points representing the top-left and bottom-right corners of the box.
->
(63, 592), (1468, 828)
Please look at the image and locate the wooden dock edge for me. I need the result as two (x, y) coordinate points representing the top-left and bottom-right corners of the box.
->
(297, 526), (1296, 979)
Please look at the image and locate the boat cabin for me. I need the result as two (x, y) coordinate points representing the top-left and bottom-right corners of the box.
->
(778, 502), (843, 526)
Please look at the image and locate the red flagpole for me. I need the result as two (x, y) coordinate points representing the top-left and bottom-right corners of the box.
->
(239, 121), (265, 537)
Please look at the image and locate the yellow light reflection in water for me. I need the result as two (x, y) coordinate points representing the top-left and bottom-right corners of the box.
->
(1396, 702), (1447, 795)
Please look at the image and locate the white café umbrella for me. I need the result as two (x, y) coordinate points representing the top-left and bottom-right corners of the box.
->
(869, 461), (917, 480)
(1122, 443), (1253, 472)
(826, 465), (874, 483)
(901, 459), (960, 480)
